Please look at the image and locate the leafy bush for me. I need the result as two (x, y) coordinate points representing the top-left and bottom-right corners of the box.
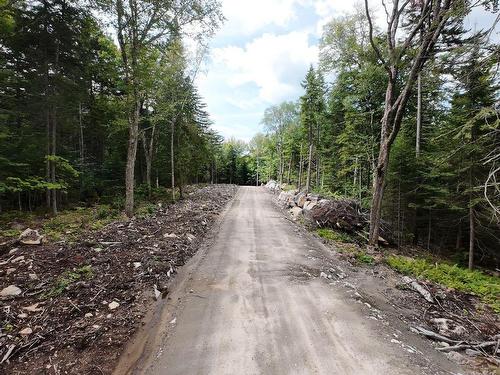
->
(386, 255), (500, 312)
(356, 252), (374, 265)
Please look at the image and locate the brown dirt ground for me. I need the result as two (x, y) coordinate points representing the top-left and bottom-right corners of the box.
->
(0, 184), (237, 375)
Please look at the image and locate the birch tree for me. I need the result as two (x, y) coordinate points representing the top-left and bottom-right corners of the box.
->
(101, 0), (223, 216)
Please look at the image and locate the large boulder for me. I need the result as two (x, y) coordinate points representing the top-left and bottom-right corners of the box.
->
(303, 200), (317, 213)
(19, 228), (42, 245)
(265, 180), (281, 193)
(278, 191), (294, 208)
(303, 198), (364, 232)
(294, 192), (307, 208)
(289, 206), (303, 220)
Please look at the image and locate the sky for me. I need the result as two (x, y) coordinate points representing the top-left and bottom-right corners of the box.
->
(195, 0), (499, 142)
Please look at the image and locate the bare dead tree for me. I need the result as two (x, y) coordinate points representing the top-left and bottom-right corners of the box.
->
(364, 0), (472, 247)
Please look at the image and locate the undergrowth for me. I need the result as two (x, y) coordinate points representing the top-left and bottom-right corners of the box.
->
(42, 265), (94, 299)
(316, 228), (353, 243)
(386, 255), (500, 312)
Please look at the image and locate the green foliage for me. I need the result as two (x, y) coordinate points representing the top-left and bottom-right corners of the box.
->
(316, 228), (353, 243)
(355, 252), (374, 265)
(42, 206), (121, 241)
(43, 265), (94, 299)
(386, 256), (500, 312)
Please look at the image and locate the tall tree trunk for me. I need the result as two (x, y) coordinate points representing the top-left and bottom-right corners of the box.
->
(306, 143), (313, 193)
(256, 156), (259, 186)
(427, 209), (432, 250)
(287, 155), (292, 185)
(51, 105), (57, 216)
(416, 72), (422, 157)
(170, 120), (175, 201)
(368, 139), (390, 245)
(140, 124), (156, 199)
(79, 102), (84, 166)
(125, 94), (140, 216)
(46, 109), (51, 209)
(298, 144), (303, 191)
(468, 206), (475, 270)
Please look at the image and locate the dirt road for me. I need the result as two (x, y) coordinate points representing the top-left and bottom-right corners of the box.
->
(117, 187), (464, 375)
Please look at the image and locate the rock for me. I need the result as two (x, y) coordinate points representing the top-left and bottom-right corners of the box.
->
(18, 313), (28, 319)
(133, 262), (142, 268)
(19, 327), (32, 336)
(294, 192), (307, 208)
(289, 207), (303, 220)
(445, 351), (467, 365)
(23, 302), (43, 312)
(154, 285), (161, 301)
(265, 180), (281, 193)
(6, 268), (16, 275)
(278, 191), (294, 208)
(11, 256), (25, 263)
(430, 318), (467, 338)
(19, 228), (43, 245)
(108, 301), (120, 310)
(465, 349), (481, 356)
(320, 272), (328, 279)
(85, 313), (93, 318)
(29, 273), (38, 280)
(307, 194), (320, 203)
(303, 201), (317, 213)
(164, 233), (178, 239)
(1, 285), (22, 296)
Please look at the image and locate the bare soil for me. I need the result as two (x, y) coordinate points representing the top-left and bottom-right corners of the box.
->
(0, 184), (237, 374)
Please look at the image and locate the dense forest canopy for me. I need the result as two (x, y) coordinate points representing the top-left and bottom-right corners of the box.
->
(0, 0), (499, 268)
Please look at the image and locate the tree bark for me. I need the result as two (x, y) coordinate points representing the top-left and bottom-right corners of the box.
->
(287, 155), (292, 185)
(306, 143), (313, 193)
(125, 94), (140, 216)
(468, 206), (475, 270)
(298, 144), (303, 191)
(416, 72), (422, 157)
(170, 119), (175, 201)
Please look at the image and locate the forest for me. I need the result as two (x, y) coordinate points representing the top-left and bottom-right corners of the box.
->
(0, 0), (499, 269)
(1, 0), (500, 373)
(228, 6), (500, 269)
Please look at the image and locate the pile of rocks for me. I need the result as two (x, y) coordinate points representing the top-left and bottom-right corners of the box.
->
(276, 189), (365, 233)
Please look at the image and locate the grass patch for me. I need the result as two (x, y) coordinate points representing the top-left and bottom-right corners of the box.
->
(386, 255), (500, 312)
(42, 205), (122, 241)
(316, 228), (353, 243)
(135, 203), (157, 218)
(356, 252), (375, 265)
(0, 228), (20, 238)
(42, 265), (94, 299)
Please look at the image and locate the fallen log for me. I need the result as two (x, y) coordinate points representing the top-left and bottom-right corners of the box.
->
(413, 326), (460, 344)
(437, 341), (498, 352)
(402, 276), (434, 303)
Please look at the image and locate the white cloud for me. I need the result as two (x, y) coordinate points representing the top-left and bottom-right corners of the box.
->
(212, 31), (318, 103)
(219, 0), (305, 36)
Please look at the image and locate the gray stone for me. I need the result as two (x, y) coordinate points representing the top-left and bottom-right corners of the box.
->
(1, 285), (22, 296)
(19, 228), (42, 245)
